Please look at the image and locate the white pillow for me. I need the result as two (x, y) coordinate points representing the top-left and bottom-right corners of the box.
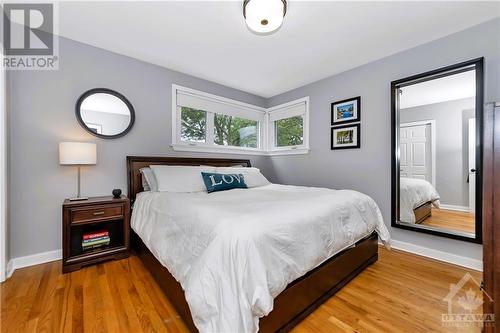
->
(141, 175), (150, 191)
(140, 167), (158, 192)
(215, 167), (270, 188)
(150, 165), (216, 192)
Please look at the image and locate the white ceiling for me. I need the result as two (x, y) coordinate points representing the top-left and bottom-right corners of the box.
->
(400, 70), (475, 109)
(57, 1), (500, 98)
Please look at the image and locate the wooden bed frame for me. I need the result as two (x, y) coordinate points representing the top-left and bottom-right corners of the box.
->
(127, 156), (379, 332)
(414, 201), (432, 224)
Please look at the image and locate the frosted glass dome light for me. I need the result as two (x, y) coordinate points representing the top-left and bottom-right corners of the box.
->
(243, 0), (287, 35)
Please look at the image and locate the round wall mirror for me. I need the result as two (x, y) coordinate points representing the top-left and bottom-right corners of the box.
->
(76, 88), (135, 139)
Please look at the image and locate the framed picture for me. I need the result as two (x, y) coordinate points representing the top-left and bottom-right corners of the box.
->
(331, 124), (360, 150)
(86, 123), (102, 134)
(331, 96), (361, 125)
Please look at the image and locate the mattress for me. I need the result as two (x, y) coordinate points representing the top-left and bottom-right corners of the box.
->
(131, 184), (391, 333)
(400, 177), (440, 223)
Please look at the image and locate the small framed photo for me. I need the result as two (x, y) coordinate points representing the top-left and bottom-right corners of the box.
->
(331, 124), (360, 150)
(331, 96), (361, 125)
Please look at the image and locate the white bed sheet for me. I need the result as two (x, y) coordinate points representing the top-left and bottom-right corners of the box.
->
(400, 177), (440, 223)
(131, 184), (390, 333)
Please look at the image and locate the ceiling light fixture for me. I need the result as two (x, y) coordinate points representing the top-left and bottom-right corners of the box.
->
(243, 0), (287, 35)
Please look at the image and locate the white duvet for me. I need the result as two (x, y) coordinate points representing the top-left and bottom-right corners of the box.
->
(131, 184), (391, 333)
(400, 178), (440, 223)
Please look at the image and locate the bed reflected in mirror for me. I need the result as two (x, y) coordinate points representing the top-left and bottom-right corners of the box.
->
(391, 58), (483, 243)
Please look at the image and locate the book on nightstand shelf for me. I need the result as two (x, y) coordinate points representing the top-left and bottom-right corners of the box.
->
(82, 230), (110, 250)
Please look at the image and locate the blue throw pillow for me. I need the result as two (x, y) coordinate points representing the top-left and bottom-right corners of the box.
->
(201, 172), (248, 193)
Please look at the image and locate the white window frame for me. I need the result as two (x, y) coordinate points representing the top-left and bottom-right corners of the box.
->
(267, 97), (310, 156)
(172, 84), (267, 155)
(171, 85), (309, 156)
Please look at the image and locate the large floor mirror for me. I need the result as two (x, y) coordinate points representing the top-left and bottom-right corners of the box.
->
(391, 58), (483, 243)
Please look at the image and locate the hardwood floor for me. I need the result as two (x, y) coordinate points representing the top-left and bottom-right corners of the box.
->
(1, 248), (482, 333)
(421, 208), (475, 234)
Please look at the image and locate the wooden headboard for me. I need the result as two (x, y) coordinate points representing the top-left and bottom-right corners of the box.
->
(126, 156), (252, 202)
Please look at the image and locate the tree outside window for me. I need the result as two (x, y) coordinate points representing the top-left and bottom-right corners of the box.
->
(214, 114), (258, 148)
(180, 107), (206, 142)
(181, 107), (305, 149)
(275, 116), (304, 147)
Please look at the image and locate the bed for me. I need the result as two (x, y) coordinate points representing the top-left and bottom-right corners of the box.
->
(127, 156), (390, 333)
(400, 177), (440, 224)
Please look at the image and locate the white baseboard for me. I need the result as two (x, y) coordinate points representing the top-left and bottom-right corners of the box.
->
(439, 204), (470, 212)
(383, 239), (482, 272)
(4, 241), (483, 280)
(6, 249), (62, 278)
(6, 260), (14, 279)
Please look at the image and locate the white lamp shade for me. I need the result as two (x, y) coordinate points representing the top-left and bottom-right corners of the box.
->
(59, 142), (97, 165)
(244, 0), (286, 34)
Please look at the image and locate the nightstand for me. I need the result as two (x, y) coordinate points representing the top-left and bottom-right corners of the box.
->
(62, 195), (130, 273)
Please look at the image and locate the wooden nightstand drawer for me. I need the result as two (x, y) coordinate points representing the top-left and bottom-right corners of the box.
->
(71, 204), (123, 224)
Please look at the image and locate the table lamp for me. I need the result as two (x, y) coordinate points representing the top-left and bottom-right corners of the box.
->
(59, 142), (97, 201)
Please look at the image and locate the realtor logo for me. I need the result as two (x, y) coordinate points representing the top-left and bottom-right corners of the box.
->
(442, 272), (495, 328)
(2, 3), (58, 70)
(3, 3), (53, 55)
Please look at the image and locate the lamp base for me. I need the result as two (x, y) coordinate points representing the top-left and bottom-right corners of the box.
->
(69, 196), (88, 201)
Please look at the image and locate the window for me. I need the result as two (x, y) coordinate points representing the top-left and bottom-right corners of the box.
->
(172, 85), (308, 155)
(214, 114), (259, 148)
(275, 116), (303, 147)
(181, 107), (206, 143)
(268, 99), (309, 154)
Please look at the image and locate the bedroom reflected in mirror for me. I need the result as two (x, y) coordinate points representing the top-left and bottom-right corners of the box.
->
(391, 58), (483, 243)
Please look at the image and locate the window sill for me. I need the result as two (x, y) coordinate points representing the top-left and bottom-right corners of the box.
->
(171, 144), (267, 155)
(267, 148), (310, 156)
(171, 144), (310, 156)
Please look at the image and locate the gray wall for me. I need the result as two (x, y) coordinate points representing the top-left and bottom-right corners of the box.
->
(266, 18), (500, 263)
(8, 18), (499, 262)
(5, 71), (11, 263)
(8, 36), (274, 258)
(400, 97), (475, 207)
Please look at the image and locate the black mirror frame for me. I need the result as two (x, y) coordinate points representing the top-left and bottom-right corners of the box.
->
(76, 88), (135, 139)
(390, 58), (484, 244)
